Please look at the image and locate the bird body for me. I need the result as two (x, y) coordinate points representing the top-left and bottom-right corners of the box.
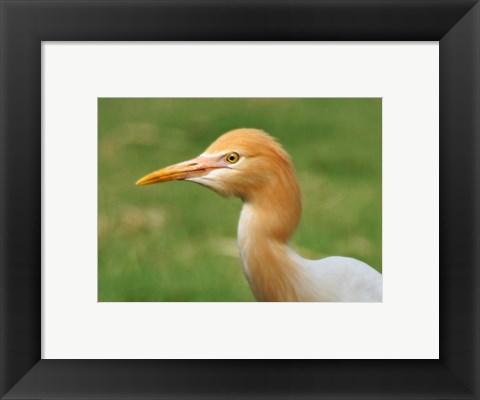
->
(137, 128), (382, 302)
(238, 204), (382, 302)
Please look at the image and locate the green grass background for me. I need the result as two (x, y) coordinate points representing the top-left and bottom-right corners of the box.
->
(98, 98), (382, 302)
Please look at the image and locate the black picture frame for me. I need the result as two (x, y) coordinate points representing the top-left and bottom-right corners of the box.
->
(1, 1), (479, 399)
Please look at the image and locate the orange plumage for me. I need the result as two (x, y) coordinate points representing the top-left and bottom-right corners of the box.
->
(137, 128), (382, 302)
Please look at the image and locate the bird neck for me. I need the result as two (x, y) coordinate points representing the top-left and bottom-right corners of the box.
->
(237, 180), (303, 301)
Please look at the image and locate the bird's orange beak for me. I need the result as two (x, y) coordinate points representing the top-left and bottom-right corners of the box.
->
(136, 156), (224, 186)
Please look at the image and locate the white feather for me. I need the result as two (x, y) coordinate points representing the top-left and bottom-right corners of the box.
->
(289, 250), (383, 302)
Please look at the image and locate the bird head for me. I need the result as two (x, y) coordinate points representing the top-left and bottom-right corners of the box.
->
(136, 128), (298, 202)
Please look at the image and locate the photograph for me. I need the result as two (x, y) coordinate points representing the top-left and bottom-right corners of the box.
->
(98, 98), (382, 302)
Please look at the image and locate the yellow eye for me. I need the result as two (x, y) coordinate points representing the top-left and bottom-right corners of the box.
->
(225, 152), (240, 164)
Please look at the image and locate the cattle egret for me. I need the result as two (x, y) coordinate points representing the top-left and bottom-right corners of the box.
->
(137, 128), (382, 302)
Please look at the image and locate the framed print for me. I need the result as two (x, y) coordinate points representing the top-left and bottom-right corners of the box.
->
(1, 1), (479, 399)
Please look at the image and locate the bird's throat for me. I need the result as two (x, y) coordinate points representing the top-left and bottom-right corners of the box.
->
(236, 157), (303, 301)
(238, 199), (302, 302)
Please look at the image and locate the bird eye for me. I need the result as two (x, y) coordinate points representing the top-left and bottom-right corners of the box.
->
(225, 152), (240, 164)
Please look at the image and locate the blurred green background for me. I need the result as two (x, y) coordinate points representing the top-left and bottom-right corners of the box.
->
(98, 98), (382, 302)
